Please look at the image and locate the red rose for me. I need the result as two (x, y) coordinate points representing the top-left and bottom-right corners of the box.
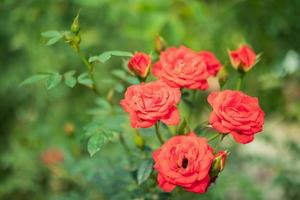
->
(128, 52), (151, 78)
(152, 46), (210, 90)
(228, 45), (257, 71)
(120, 80), (181, 128)
(198, 51), (222, 76)
(152, 132), (214, 193)
(208, 90), (264, 144)
(41, 149), (64, 165)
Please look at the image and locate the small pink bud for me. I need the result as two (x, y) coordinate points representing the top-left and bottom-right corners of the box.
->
(128, 52), (151, 79)
(228, 45), (257, 72)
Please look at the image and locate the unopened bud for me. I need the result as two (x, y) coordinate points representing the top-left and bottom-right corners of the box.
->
(217, 66), (228, 88)
(210, 150), (228, 182)
(128, 52), (151, 80)
(134, 130), (145, 150)
(71, 11), (80, 34)
(155, 35), (166, 54)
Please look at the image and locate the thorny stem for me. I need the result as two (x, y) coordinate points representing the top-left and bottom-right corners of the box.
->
(77, 49), (99, 95)
(208, 133), (220, 142)
(155, 122), (164, 144)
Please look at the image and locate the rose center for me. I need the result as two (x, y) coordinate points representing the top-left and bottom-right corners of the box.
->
(182, 158), (189, 169)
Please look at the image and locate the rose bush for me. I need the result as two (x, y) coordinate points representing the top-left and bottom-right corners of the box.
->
(152, 132), (215, 193)
(208, 90), (265, 144)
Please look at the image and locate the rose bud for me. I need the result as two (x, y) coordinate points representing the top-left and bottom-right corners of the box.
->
(210, 150), (228, 180)
(128, 52), (151, 79)
(198, 51), (222, 76)
(155, 35), (167, 54)
(217, 66), (228, 88)
(228, 45), (257, 72)
(208, 90), (265, 144)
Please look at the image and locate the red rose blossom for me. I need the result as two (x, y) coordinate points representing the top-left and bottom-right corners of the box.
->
(152, 132), (214, 193)
(152, 46), (210, 90)
(128, 52), (151, 78)
(208, 90), (264, 144)
(198, 51), (222, 76)
(228, 45), (257, 71)
(41, 149), (64, 165)
(120, 80), (181, 128)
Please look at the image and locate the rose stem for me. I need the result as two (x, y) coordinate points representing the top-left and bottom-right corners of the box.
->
(119, 133), (132, 157)
(77, 49), (99, 95)
(188, 90), (197, 122)
(236, 71), (245, 91)
(208, 133), (220, 142)
(155, 122), (164, 144)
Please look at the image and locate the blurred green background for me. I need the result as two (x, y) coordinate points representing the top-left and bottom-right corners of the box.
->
(1, 0), (300, 199)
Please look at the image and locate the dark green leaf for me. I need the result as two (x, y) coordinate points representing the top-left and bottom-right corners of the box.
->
(19, 74), (49, 87)
(87, 128), (117, 157)
(47, 72), (62, 90)
(137, 159), (154, 185)
(64, 70), (77, 88)
(177, 118), (190, 134)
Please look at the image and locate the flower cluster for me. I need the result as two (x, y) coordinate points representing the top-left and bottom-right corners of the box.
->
(120, 44), (264, 194)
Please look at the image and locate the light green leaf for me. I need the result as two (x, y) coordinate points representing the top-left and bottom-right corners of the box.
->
(78, 73), (93, 87)
(41, 31), (63, 46)
(137, 159), (154, 185)
(112, 69), (127, 80)
(47, 72), (62, 90)
(19, 74), (50, 87)
(46, 35), (63, 46)
(41, 30), (61, 38)
(88, 51), (133, 63)
(64, 70), (77, 88)
(87, 128), (117, 157)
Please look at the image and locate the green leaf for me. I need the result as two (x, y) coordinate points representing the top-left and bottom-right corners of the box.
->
(19, 74), (50, 87)
(41, 30), (61, 38)
(46, 35), (63, 46)
(112, 69), (127, 80)
(78, 73), (93, 87)
(88, 51), (133, 63)
(47, 72), (62, 90)
(64, 70), (77, 88)
(137, 159), (154, 185)
(87, 128), (117, 157)
(41, 31), (63, 46)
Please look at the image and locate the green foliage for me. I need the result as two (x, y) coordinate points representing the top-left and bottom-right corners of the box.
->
(137, 158), (154, 185)
(1, 0), (300, 199)
(77, 73), (93, 87)
(89, 51), (133, 63)
(87, 126), (118, 157)
(19, 74), (50, 87)
(41, 30), (63, 46)
(63, 70), (77, 88)
(47, 72), (62, 90)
